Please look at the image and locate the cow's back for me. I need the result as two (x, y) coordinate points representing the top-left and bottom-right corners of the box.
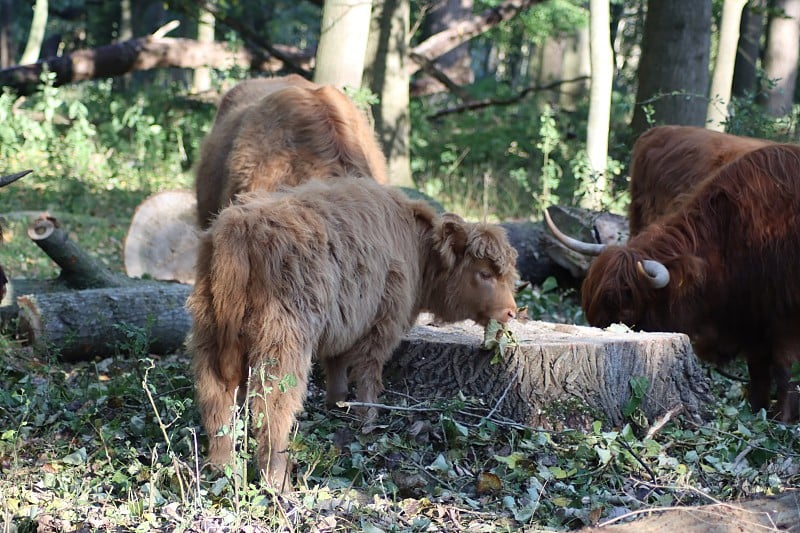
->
(194, 75), (388, 228)
(628, 125), (773, 234)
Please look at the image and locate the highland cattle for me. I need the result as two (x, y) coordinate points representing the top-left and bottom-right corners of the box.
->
(187, 177), (519, 489)
(195, 74), (388, 228)
(546, 143), (800, 422)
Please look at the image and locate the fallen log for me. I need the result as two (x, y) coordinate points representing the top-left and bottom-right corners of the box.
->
(17, 283), (192, 361)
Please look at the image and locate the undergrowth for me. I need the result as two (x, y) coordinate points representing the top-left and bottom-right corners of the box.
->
(0, 340), (798, 531)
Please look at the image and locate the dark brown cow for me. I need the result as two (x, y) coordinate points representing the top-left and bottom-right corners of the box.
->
(546, 143), (800, 422)
(628, 126), (773, 235)
(195, 74), (388, 228)
(187, 176), (519, 490)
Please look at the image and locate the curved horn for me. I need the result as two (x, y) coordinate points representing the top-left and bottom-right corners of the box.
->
(0, 169), (32, 188)
(543, 208), (606, 256)
(637, 259), (670, 289)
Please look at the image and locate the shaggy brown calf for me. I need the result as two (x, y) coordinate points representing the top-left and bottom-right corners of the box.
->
(195, 74), (388, 228)
(187, 177), (519, 489)
(628, 125), (773, 235)
(547, 143), (800, 422)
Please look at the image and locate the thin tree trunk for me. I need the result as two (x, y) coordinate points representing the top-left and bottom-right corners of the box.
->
(314, 0), (373, 89)
(762, 0), (800, 117)
(193, 8), (215, 93)
(19, 0), (48, 64)
(364, 0), (412, 187)
(732, 0), (767, 98)
(0, 0), (13, 68)
(706, 0), (747, 130)
(583, 0), (613, 210)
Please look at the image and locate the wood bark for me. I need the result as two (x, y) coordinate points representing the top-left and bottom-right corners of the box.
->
(630, 0), (712, 138)
(706, 0), (747, 130)
(364, 0), (413, 187)
(762, 0), (800, 117)
(17, 283), (192, 362)
(386, 319), (711, 429)
(14, 282), (712, 434)
(27, 214), (136, 289)
(732, 0), (767, 98)
(0, 36), (313, 96)
(583, 0), (613, 210)
(0, 0), (545, 98)
(314, 0), (373, 89)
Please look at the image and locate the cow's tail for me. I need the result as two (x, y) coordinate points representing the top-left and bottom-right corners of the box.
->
(210, 222), (252, 372)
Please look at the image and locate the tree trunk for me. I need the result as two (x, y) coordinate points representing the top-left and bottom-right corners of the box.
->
(17, 284), (192, 362)
(386, 320), (712, 429)
(0, 0), (14, 68)
(583, 0), (613, 210)
(19, 0), (48, 65)
(762, 0), (800, 117)
(732, 0), (767, 98)
(192, 7), (215, 93)
(706, 0), (747, 131)
(314, 0), (373, 89)
(630, 0), (712, 138)
(364, 0), (413, 187)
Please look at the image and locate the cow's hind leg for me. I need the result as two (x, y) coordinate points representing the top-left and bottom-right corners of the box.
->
(248, 334), (314, 491)
(193, 341), (246, 466)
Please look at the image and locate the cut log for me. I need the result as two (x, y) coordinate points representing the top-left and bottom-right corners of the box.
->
(27, 214), (136, 289)
(123, 190), (199, 284)
(17, 283), (192, 362)
(385, 319), (711, 428)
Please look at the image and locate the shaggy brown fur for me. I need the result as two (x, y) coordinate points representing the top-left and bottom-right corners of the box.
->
(187, 177), (519, 490)
(582, 143), (800, 422)
(195, 74), (389, 228)
(628, 125), (773, 235)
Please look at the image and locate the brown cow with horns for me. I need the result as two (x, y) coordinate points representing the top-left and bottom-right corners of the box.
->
(628, 125), (774, 236)
(546, 143), (800, 422)
(188, 176), (519, 490)
(194, 74), (388, 229)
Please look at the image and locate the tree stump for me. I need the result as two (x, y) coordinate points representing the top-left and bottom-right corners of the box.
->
(123, 190), (199, 284)
(17, 283), (192, 361)
(386, 319), (711, 428)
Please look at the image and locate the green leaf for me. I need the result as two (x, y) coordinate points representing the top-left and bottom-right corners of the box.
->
(61, 447), (87, 466)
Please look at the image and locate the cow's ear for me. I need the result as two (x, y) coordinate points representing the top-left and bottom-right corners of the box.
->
(435, 213), (468, 266)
